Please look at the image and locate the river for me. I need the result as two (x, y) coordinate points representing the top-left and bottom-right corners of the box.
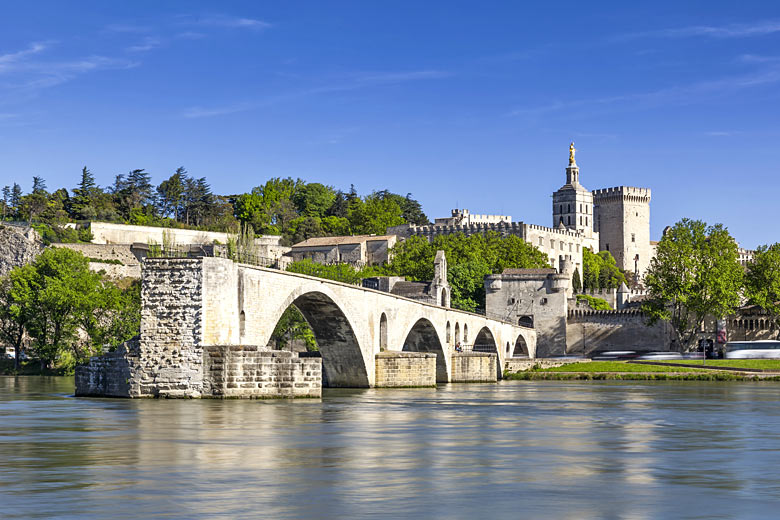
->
(2, 377), (780, 519)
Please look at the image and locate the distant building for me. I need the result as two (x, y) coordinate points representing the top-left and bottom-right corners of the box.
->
(288, 235), (398, 266)
(434, 208), (512, 226)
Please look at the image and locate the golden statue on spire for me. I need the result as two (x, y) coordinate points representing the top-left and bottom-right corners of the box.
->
(569, 142), (576, 165)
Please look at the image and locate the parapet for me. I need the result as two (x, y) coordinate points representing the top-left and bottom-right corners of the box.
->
(592, 186), (652, 203)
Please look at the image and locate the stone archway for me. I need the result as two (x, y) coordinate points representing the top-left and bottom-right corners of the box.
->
(270, 291), (369, 388)
(402, 318), (448, 383)
(513, 334), (529, 357)
(473, 326), (501, 379)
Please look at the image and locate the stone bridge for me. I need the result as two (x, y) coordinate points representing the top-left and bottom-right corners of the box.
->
(136, 256), (535, 392)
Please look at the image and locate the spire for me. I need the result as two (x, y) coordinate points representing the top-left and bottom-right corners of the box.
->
(566, 142), (580, 185)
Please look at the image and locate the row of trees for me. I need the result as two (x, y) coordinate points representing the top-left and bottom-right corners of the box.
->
(643, 218), (780, 349)
(1, 170), (430, 247)
(0, 248), (140, 371)
(232, 178), (429, 245)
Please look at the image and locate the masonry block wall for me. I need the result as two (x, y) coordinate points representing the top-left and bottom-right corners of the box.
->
(75, 338), (140, 397)
(203, 346), (321, 398)
(138, 258), (206, 397)
(566, 310), (669, 354)
(451, 352), (497, 382)
(374, 352), (436, 387)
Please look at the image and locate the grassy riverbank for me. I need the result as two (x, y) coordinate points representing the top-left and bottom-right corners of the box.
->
(503, 360), (780, 381)
(659, 359), (780, 371)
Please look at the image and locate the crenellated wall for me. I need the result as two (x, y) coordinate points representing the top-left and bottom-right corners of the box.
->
(566, 309), (670, 354)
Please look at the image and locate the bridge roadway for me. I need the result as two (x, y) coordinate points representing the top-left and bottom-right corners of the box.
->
(141, 257), (536, 389)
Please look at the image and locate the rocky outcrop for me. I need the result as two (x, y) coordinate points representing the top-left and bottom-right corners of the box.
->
(0, 224), (42, 277)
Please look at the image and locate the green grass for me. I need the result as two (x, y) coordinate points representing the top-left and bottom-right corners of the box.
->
(659, 359), (780, 371)
(504, 371), (780, 381)
(539, 361), (708, 373)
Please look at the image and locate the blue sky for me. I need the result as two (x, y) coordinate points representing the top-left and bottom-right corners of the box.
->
(1, 1), (780, 248)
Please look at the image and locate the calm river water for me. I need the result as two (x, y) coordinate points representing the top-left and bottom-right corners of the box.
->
(2, 377), (780, 519)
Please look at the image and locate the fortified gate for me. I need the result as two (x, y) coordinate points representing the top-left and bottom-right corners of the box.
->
(76, 257), (536, 398)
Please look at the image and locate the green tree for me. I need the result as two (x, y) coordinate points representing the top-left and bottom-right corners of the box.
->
(270, 305), (317, 351)
(71, 166), (99, 220)
(745, 243), (780, 337)
(382, 232), (549, 312)
(293, 182), (336, 218)
(155, 167), (186, 220)
(348, 193), (406, 235)
(0, 265), (37, 369)
(643, 218), (743, 350)
(572, 267), (582, 293)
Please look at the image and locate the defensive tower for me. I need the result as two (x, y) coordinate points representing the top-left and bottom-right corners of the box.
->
(592, 186), (652, 278)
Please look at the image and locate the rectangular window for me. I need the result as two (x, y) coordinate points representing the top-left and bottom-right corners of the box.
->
(538, 237), (543, 246)
(569, 243), (573, 252)
(560, 241), (564, 250)
(606, 243), (610, 251)
(550, 239), (555, 248)
(631, 233), (636, 243)
(580, 216), (582, 225)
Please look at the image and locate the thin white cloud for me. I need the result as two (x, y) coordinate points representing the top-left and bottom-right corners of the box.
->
(177, 14), (271, 30)
(508, 62), (780, 118)
(103, 24), (152, 34)
(0, 43), (139, 101)
(357, 70), (452, 83)
(182, 104), (254, 118)
(621, 20), (780, 40)
(181, 69), (451, 119)
(127, 37), (162, 53)
(0, 42), (49, 69)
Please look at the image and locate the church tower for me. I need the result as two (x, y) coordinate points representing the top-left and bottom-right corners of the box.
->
(552, 142), (594, 234)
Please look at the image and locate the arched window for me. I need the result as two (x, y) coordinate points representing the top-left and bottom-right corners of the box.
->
(446, 321), (451, 343)
(464, 324), (469, 343)
(379, 313), (388, 351)
(239, 310), (246, 340)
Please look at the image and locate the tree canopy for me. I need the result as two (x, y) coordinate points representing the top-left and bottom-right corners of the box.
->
(0, 248), (140, 371)
(643, 218), (743, 350)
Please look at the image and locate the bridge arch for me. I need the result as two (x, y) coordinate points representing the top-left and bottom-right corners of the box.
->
(402, 318), (448, 382)
(474, 326), (502, 379)
(267, 288), (369, 388)
(513, 334), (529, 357)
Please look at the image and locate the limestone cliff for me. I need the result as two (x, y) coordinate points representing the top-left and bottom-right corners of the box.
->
(0, 224), (43, 277)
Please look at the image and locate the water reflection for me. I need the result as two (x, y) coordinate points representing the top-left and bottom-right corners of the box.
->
(2, 377), (780, 519)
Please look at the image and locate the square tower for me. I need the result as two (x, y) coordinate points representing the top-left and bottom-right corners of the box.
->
(592, 186), (652, 278)
(552, 142), (594, 234)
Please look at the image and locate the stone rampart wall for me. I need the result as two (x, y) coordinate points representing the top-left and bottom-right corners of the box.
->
(374, 352), (436, 387)
(567, 311), (669, 354)
(52, 243), (141, 279)
(203, 346), (321, 398)
(451, 352), (497, 382)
